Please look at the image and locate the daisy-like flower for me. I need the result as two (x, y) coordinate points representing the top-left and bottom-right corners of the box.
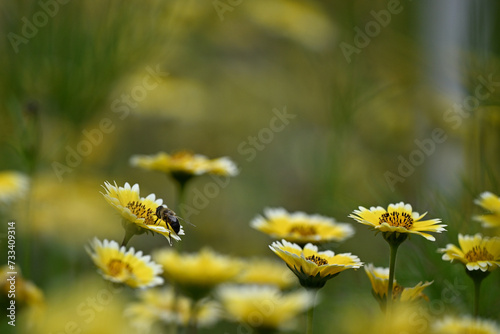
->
(153, 248), (243, 300)
(235, 258), (297, 289)
(125, 287), (221, 332)
(474, 191), (500, 229)
(349, 202), (446, 242)
(438, 234), (500, 317)
(130, 151), (239, 179)
(86, 238), (164, 289)
(432, 316), (500, 334)
(217, 284), (315, 332)
(438, 234), (500, 272)
(251, 208), (355, 245)
(269, 239), (363, 288)
(101, 181), (184, 245)
(364, 263), (432, 308)
(0, 170), (29, 205)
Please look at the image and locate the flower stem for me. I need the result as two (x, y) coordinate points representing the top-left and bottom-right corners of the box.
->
(306, 288), (319, 334)
(466, 269), (489, 318)
(120, 224), (136, 247)
(386, 242), (400, 311)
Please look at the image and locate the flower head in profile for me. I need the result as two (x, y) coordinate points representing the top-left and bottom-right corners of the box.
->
(101, 181), (183, 244)
(438, 234), (500, 272)
(235, 258), (297, 289)
(217, 284), (315, 332)
(0, 170), (29, 205)
(153, 248), (242, 299)
(432, 316), (500, 334)
(269, 239), (362, 288)
(86, 238), (164, 288)
(251, 208), (355, 245)
(474, 191), (500, 229)
(364, 263), (432, 309)
(125, 287), (221, 332)
(130, 151), (238, 182)
(349, 202), (446, 241)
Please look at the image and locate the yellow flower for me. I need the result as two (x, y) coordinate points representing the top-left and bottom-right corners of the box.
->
(20, 276), (131, 334)
(438, 234), (500, 272)
(269, 239), (363, 288)
(125, 287), (221, 331)
(101, 181), (183, 244)
(0, 265), (44, 308)
(217, 284), (315, 331)
(364, 263), (432, 305)
(86, 238), (164, 288)
(349, 202), (446, 241)
(0, 170), (29, 205)
(251, 207), (355, 244)
(432, 316), (500, 334)
(130, 150), (238, 177)
(235, 258), (297, 289)
(474, 192), (500, 228)
(153, 248), (242, 299)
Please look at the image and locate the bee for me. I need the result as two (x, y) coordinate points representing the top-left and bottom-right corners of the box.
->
(155, 205), (182, 234)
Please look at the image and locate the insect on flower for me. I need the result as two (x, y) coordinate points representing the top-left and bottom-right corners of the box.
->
(155, 205), (194, 234)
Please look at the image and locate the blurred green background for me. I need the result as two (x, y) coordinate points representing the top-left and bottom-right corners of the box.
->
(1, 0), (499, 333)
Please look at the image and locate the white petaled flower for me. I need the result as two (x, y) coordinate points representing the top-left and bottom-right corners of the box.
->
(86, 238), (164, 289)
(101, 181), (184, 243)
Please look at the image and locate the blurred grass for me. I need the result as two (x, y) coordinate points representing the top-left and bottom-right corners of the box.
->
(0, 0), (499, 333)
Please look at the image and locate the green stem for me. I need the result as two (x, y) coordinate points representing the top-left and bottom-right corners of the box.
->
(306, 288), (319, 334)
(473, 277), (481, 317)
(466, 268), (489, 318)
(387, 242), (400, 311)
(120, 225), (136, 247)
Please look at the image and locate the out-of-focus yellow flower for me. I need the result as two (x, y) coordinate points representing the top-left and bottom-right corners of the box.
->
(130, 151), (239, 177)
(24, 174), (121, 246)
(153, 248), (242, 299)
(251, 207), (354, 244)
(432, 316), (500, 334)
(101, 181), (183, 244)
(364, 263), (432, 306)
(19, 276), (131, 334)
(217, 284), (315, 332)
(269, 239), (362, 288)
(235, 258), (296, 289)
(86, 238), (164, 288)
(339, 302), (431, 334)
(349, 202), (446, 241)
(125, 287), (221, 332)
(474, 192), (500, 229)
(0, 170), (29, 205)
(245, 0), (336, 51)
(438, 234), (500, 272)
(0, 266), (44, 308)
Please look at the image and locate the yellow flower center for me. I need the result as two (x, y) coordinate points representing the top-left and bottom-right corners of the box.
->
(392, 284), (404, 298)
(126, 201), (157, 225)
(289, 225), (317, 236)
(306, 255), (328, 266)
(108, 259), (132, 276)
(465, 246), (494, 262)
(379, 211), (414, 229)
